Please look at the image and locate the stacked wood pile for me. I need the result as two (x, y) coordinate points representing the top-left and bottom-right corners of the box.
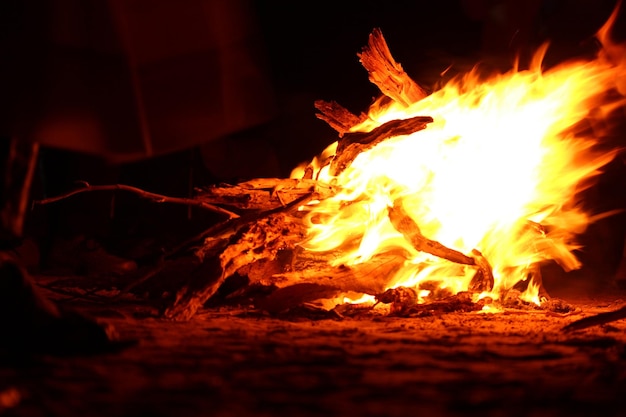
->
(35, 29), (568, 322)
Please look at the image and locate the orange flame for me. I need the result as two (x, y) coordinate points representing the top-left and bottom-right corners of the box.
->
(292, 11), (626, 305)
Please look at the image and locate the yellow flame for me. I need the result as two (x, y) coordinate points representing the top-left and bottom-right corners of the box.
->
(294, 15), (626, 305)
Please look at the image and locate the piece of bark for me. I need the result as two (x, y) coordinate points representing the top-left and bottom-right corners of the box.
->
(358, 28), (428, 107)
(330, 115), (432, 176)
(388, 199), (476, 266)
(314, 100), (367, 135)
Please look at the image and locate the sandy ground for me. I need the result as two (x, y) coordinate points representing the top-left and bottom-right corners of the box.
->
(1, 291), (626, 417)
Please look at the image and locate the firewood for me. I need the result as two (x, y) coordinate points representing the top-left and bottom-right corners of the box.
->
(387, 199), (476, 266)
(358, 28), (428, 106)
(196, 178), (335, 211)
(329, 115), (433, 176)
(314, 100), (367, 135)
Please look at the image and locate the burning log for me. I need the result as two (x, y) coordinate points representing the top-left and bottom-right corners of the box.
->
(358, 28), (428, 106)
(329, 115), (433, 176)
(375, 286), (418, 314)
(562, 305), (626, 332)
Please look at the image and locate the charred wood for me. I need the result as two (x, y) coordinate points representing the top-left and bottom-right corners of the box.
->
(329, 115), (432, 176)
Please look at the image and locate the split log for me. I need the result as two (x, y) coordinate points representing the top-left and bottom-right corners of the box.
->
(358, 28), (427, 107)
(329, 115), (432, 176)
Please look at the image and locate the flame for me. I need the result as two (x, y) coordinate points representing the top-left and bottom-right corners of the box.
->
(292, 11), (626, 306)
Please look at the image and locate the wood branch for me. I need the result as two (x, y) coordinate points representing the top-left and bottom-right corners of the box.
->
(33, 182), (239, 219)
(358, 28), (428, 106)
(330, 115), (432, 176)
(314, 100), (367, 135)
(388, 199), (476, 266)
(196, 178), (335, 211)
(562, 305), (626, 332)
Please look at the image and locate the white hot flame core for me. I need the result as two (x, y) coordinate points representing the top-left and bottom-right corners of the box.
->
(292, 13), (626, 303)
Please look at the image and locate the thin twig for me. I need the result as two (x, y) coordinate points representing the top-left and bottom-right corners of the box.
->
(32, 182), (239, 219)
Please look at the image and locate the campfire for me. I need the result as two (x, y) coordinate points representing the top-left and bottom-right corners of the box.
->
(37, 7), (626, 325)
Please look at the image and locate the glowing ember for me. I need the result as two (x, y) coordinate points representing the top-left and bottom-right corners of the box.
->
(291, 9), (626, 306)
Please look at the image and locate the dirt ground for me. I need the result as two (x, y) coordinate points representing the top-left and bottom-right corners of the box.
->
(1, 288), (626, 417)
